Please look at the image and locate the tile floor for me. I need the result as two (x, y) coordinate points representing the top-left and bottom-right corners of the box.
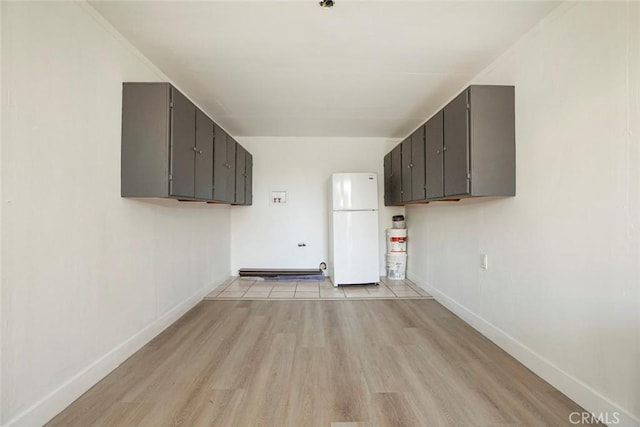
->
(204, 276), (432, 300)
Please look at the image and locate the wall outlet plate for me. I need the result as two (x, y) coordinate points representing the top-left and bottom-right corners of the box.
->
(271, 191), (287, 204)
(481, 254), (488, 269)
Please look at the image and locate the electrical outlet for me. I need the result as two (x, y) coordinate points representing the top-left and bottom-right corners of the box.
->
(481, 254), (488, 269)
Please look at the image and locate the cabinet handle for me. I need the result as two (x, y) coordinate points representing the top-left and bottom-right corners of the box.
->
(442, 147), (448, 151)
(436, 149), (441, 154)
(197, 150), (203, 154)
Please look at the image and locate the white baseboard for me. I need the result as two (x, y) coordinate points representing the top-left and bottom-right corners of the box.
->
(3, 277), (229, 427)
(407, 273), (640, 427)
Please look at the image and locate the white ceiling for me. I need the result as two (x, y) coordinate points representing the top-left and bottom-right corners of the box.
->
(90, 1), (560, 138)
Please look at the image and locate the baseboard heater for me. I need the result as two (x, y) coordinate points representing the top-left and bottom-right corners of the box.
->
(239, 268), (323, 280)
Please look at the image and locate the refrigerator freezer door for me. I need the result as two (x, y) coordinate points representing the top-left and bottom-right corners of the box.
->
(331, 210), (379, 286)
(332, 173), (378, 211)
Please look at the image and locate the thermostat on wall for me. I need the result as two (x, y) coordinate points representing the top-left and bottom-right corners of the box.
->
(271, 191), (287, 204)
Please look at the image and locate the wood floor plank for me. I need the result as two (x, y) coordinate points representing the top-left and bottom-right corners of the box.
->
(283, 347), (332, 426)
(231, 332), (297, 426)
(47, 299), (595, 427)
(370, 392), (421, 427)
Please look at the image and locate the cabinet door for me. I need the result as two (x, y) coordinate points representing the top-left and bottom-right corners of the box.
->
(225, 136), (237, 203)
(411, 125), (426, 201)
(195, 110), (214, 200)
(444, 89), (470, 196)
(390, 144), (402, 205)
(235, 145), (246, 204)
(468, 85), (516, 197)
(245, 152), (253, 205)
(121, 83), (171, 198)
(169, 88), (196, 198)
(401, 136), (412, 202)
(383, 152), (392, 206)
(213, 124), (228, 201)
(425, 110), (444, 199)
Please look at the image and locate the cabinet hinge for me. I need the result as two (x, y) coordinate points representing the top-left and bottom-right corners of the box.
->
(467, 173), (471, 180)
(169, 102), (174, 108)
(466, 103), (470, 110)
(168, 174), (173, 181)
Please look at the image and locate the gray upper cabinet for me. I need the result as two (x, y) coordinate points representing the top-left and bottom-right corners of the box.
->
(213, 124), (229, 202)
(234, 144), (253, 205)
(383, 85), (515, 205)
(443, 90), (470, 197)
(121, 83), (171, 198)
(169, 88), (197, 198)
(245, 153), (253, 205)
(213, 124), (240, 204)
(383, 152), (392, 206)
(235, 144), (246, 205)
(195, 109), (214, 200)
(390, 144), (403, 205)
(225, 134), (237, 203)
(410, 125), (426, 201)
(121, 82), (252, 205)
(444, 85), (515, 198)
(425, 110), (444, 199)
(401, 136), (412, 202)
(467, 85), (515, 197)
(399, 125), (426, 203)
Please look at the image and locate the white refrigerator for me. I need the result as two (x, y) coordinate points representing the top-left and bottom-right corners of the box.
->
(329, 173), (380, 287)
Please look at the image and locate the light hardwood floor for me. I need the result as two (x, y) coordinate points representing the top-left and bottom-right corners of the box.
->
(48, 300), (591, 426)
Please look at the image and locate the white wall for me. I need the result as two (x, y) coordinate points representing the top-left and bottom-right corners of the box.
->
(0, 2), (4, 423)
(231, 137), (404, 276)
(1, 3), (231, 426)
(407, 2), (640, 425)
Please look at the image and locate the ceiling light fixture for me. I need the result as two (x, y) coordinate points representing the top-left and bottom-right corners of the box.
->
(319, 0), (334, 8)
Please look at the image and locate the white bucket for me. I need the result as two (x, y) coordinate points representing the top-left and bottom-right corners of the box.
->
(386, 228), (407, 253)
(386, 253), (407, 280)
(392, 220), (406, 229)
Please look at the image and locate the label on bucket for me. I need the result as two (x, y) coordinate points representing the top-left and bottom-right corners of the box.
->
(386, 229), (407, 252)
(387, 236), (407, 252)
